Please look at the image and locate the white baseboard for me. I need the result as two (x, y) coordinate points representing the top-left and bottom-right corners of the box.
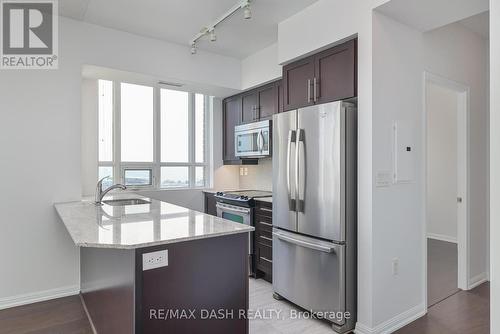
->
(355, 303), (426, 334)
(468, 272), (489, 290)
(0, 285), (80, 310)
(427, 233), (457, 244)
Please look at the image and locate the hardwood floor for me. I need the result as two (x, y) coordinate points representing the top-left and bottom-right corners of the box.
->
(0, 295), (92, 334)
(0, 281), (489, 334)
(427, 238), (459, 307)
(396, 283), (490, 334)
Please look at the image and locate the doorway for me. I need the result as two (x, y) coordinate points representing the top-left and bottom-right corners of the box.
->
(424, 72), (469, 307)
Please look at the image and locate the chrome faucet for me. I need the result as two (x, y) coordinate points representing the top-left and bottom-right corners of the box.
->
(95, 176), (127, 205)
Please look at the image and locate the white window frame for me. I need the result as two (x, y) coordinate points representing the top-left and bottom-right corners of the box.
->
(97, 79), (212, 190)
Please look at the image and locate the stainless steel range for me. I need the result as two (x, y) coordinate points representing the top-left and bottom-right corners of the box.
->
(214, 190), (272, 276)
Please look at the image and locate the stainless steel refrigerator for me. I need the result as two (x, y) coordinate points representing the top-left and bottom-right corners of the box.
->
(272, 101), (356, 333)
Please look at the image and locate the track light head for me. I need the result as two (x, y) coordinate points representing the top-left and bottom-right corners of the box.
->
(190, 43), (197, 54)
(243, 5), (251, 19)
(210, 29), (217, 42)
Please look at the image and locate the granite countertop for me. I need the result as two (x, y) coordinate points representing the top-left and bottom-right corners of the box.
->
(54, 193), (254, 250)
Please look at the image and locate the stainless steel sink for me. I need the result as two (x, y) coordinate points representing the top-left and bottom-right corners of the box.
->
(102, 198), (151, 206)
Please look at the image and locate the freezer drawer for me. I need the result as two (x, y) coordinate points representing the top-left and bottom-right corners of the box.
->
(272, 229), (346, 325)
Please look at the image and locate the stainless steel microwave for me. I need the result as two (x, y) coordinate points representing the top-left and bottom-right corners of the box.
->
(234, 120), (271, 158)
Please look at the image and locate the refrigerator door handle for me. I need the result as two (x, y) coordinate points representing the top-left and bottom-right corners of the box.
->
(273, 231), (336, 253)
(287, 130), (296, 211)
(296, 128), (305, 212)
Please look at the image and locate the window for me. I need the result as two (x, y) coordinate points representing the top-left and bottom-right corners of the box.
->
(97, 79), (211, 189)
(120, 83), (154, 162)
(123, 169), (153, 186)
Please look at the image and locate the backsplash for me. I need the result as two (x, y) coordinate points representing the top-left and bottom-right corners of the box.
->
(239, 158), (272, 191)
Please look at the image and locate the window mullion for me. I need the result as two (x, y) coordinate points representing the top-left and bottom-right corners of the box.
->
(154, 86), (161, 188)
(205, 95), (211, 188)
(113, 81), (121, 184)
(188, 92), (195, 187)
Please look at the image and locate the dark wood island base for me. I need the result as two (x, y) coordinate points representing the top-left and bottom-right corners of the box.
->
(80, 233), (249, 334)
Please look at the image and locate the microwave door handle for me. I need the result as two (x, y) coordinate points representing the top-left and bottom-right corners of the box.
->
(258, 130), (264, 152)
(256, 130), (262, 152)
(287, 130), (296, 211)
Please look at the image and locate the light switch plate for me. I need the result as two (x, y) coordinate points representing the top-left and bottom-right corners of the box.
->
(142, 249), (168, 271)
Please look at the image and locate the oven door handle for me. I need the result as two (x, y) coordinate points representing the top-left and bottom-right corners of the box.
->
(216, 202), (251, 214)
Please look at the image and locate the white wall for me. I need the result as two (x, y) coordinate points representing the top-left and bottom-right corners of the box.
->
(0, 16), (241, 308)
(81, 79), (99, 197)
(490, 0), (499, 332)
(241, 43), (282, 90)
(426, 83), (458, 242)
(372, 11), (489, 327)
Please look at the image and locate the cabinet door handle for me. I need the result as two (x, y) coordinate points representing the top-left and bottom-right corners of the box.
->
(260, 236), (273, 242)
(258, 207), (272, 213)
(260, 257), (272, 263)
(307, 79), (311, 103)
(259, 221), (273, 227)
(313, 77), (318, 102)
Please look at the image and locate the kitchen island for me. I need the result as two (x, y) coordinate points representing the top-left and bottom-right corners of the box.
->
(55, 194), (253, 334)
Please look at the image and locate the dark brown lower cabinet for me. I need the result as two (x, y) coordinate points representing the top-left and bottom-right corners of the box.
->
(80, 234), (249, 334)
(254, 201), (273, 283)
(204, 192), (217, 216)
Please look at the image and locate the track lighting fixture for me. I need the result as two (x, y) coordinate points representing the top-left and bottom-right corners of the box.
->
(189, 0), (252, 54)
(243, 5), (251, 19)
(210, 29), (217, 42)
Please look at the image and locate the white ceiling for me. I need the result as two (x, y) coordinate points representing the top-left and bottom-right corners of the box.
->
(59, 0), (319, 59)
(375, 0), (489, 32)
(458, 11), (489, 39)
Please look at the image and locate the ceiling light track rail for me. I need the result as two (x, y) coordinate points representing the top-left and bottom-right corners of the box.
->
(189, 0), (252, 54)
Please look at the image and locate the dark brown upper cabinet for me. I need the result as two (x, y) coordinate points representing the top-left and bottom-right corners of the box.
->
(276, 80), (284, 114)
(283, 39), (357, 111)
(242, 91), (259, 123)
(223, 95), (242, 162)
(241, 82), (278, 123)
(314, 39), (357, 104)
(257, 83), (276, 120)
(283, 57), (315, 110)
